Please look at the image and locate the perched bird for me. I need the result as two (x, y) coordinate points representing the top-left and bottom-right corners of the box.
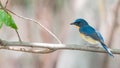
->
(70, 18), (114, 57)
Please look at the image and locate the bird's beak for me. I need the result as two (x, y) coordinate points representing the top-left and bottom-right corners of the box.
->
(70, 23), (74, 25)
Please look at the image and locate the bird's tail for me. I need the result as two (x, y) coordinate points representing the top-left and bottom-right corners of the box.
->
(100, 42), (114, 57)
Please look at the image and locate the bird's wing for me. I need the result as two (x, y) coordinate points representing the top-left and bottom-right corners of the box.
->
(96, 31), (104, 42)
(80, 26), (104, 42)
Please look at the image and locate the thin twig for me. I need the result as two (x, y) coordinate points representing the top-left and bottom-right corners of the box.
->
(0, 0), (4, 8)
(6, 9), (62, 44)
(15, 30), (22, 42)
(0, 0), (8, 8)
(5, 0), (8, 8)
(0, 39), (119, 55)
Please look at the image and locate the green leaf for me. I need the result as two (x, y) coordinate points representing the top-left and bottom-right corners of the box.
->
(0, 9), (18, 30)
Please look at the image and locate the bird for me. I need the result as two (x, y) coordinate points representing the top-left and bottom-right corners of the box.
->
(70, 18), (114, 57)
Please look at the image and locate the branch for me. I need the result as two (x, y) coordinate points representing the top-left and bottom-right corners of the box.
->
(6, 9), (62, 44)
(0, 39), (119, 55)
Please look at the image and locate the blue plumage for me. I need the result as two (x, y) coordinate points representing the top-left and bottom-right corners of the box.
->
(80, 25), (103, 42)
(71, 18), (114, 57)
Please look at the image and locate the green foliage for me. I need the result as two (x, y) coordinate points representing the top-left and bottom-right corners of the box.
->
(0, 9), (18, 30)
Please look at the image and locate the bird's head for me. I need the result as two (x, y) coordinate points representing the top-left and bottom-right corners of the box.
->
(70, 18), (88, 27)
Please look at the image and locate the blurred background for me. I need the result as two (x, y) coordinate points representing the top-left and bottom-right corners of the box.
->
(0, 0), (120, 68)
